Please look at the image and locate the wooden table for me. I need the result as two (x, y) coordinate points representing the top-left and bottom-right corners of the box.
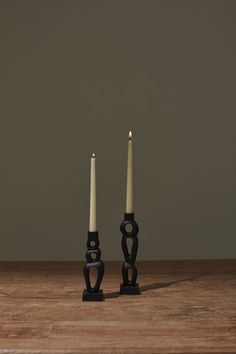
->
(0, 260), (235, 353)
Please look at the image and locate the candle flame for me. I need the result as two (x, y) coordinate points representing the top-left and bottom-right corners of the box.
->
(128, 131), (132, 140)
(92, 153), (95, 158)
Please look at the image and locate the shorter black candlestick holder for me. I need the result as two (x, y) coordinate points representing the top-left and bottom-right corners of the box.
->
(82, 231), (105, 301)
(120, 213), (140, 295)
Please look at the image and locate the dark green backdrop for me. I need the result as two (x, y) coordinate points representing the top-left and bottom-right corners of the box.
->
(0, 0), (235, 260)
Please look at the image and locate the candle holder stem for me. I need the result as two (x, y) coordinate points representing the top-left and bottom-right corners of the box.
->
(120, 213), (140, 295)
(82, 231), (105, 301)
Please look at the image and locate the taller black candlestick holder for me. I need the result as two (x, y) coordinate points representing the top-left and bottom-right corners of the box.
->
(120, 213), (140, 295)
(82, 231), (104, 301)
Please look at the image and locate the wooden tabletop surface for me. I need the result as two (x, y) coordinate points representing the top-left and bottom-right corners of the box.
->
(0, 260), (235, 354)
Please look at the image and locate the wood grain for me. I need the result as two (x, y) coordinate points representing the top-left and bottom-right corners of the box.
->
(0, 260), (235, 354)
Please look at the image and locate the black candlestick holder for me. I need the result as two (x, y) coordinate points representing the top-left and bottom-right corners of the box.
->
(82, 231), (105, 301)
(120, 213), (140, 295)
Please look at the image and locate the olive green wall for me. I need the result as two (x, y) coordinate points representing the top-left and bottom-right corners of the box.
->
(0, 0), (235, 260)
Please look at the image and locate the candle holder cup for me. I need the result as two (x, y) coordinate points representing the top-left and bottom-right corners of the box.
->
(82, 231), (105, 301)
(120, 213), (140, 295)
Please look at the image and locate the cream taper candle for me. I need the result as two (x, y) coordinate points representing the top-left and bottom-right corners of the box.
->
(126, 131), (133, 213)
(89, 153), (97, 232)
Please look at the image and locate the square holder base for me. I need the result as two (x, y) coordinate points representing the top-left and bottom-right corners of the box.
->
(82, 289), (104, 301)
(120, 283), (140, 295)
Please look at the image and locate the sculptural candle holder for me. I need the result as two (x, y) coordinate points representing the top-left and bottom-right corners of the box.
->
(120, 213), (140, 295)
(82, 231), (105, 301)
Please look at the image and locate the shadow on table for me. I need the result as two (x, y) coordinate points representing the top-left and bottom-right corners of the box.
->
(105, 291), (121, 299)
(140, 276), (199, 292)
(105, 276), (199, 299)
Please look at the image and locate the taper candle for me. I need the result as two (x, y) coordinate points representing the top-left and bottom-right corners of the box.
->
(126, 131), (133, 213)
(89, 153), (97, 232)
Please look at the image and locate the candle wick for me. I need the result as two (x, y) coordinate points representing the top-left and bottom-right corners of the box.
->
(128, 131), (132, 140)
(92, 153), (95, 158)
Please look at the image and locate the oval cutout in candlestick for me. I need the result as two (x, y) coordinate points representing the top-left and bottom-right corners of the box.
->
(90, 252), (97, 260)
(126, 237), (133, 255)
(125, 223), (133, 233)
(89, 266), (98, 290)
(128, 268), (133, 283)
